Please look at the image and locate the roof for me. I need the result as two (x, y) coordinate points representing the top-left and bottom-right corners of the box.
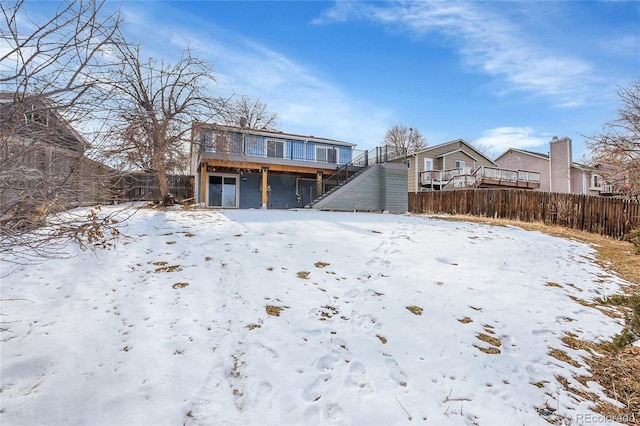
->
(193, 122), (356, 148)
(1, 91), (90, 152)
(496, 147), (595, 171)
(411, 138), (495, 165)
(495, 148), (549, 161)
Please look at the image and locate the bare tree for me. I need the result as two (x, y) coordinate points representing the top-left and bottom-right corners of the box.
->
(0, 0), (123, 260)
(100, 40), (221, 206)
(384, 124), (427, 157)
(467, 140), (497, 161)
(220, 95), (279, 130)
(587, 79), (640, 198)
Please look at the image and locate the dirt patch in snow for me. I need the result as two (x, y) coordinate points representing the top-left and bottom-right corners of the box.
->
(265, 305), (289, 317)
(406, 306), (423, 315)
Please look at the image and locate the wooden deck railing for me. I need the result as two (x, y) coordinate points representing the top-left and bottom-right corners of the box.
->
(421, 166), (541, 189)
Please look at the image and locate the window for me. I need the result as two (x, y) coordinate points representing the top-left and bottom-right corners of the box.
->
(202, 131), (214, 152)
(316, 146), (337, 163)
(245, 135), (265, 156)
(424, 158), (434, 171)
(590, 174), (601, 189)
(291, 141), (305, 160)
(455, 160), (465, 169)
(267, 139), (284, 158)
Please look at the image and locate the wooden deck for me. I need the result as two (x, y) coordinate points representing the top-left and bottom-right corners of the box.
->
(420, 166), (541, 190)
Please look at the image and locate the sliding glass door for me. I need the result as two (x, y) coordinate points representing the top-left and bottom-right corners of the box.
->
(208, 175), (238, 207)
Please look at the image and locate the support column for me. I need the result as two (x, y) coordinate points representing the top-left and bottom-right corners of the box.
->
(316, 171), (324, 198)
(200, 164), (207, 205)
(261, 167), (269, 209)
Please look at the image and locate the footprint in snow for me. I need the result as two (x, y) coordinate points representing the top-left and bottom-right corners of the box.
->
(302, 373), (332, 402)
(345, 361), (373, 393)
(385, 358), (408, 387)
(304, 403), (344, 424)
(364, 256), (391, 267)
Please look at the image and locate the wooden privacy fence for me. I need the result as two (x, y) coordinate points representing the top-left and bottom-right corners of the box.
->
(409, 189), (640, 239)
(115, 173), (194, 203)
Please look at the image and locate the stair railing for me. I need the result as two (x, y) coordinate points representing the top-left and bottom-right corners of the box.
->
(308, 145), (391, 206)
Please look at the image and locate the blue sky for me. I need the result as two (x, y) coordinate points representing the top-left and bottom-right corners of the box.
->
(30, 1), (640, 159)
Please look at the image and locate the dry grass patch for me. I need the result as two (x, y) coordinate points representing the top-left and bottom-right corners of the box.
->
(546, 282), (563, 288)
(172, 282), (189, 289)
(476, 333), (501, 348)
(265, 305), (289, 317)
(315, 262), (330, 268)
(474, 344), (501, 355)
(548, 348), (581, 368)
(406, 305), (423, 315)
(376, 334), (388, 344)
(318, 305), (339, 321)
(458, 317), (473, 324)
(154, 265), (182, 273)
(297, 271), (310, 279)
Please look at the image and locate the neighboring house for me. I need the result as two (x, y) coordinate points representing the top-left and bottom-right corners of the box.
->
(495, 136), (614, 196)
(393, 138), (541, 192)
(190, 123), (408, 212)
(0, 92), (114, 222)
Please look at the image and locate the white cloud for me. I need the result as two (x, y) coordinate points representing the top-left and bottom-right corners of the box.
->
(475, 126), (549, 153)
(315, 2), (596, 106)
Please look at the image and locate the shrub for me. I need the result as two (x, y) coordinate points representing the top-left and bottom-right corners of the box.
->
(629, 228), (640, 255)
(601, 293), (640, 353)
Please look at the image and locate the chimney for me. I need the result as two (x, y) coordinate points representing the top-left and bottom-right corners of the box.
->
(549, 136), (572, 193)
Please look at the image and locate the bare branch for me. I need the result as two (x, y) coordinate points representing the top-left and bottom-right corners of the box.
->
(587, 79), (640, 199)
(384, 124), (427, 157)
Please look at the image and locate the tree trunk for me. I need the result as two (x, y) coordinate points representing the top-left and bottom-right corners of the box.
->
(153, 145), (172, 206)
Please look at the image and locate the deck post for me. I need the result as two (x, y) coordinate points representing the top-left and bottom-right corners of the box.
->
(261, 167), (269, 209)
(200, 164), (207, 205)
(316, 171), (324, 198)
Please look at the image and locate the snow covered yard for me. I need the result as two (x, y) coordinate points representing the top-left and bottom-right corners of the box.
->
(0, 207), (630, 425)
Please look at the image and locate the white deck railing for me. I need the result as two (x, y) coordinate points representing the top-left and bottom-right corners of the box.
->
(421, 166), (541, 188)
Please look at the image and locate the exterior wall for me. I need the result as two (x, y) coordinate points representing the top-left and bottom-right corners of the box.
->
(239, 174), (261, 208)
(439, 150), (492, 171)
(313, 163), (408, 213)
(382, 163), (409, 212)
(549, 137), (572, 193)
(495, 151), (551, 192)
(196, 124), (355, 167)
(266, 174), (309, 209)
(199, 172), (316, 209)
(570, 167), (601, 196)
